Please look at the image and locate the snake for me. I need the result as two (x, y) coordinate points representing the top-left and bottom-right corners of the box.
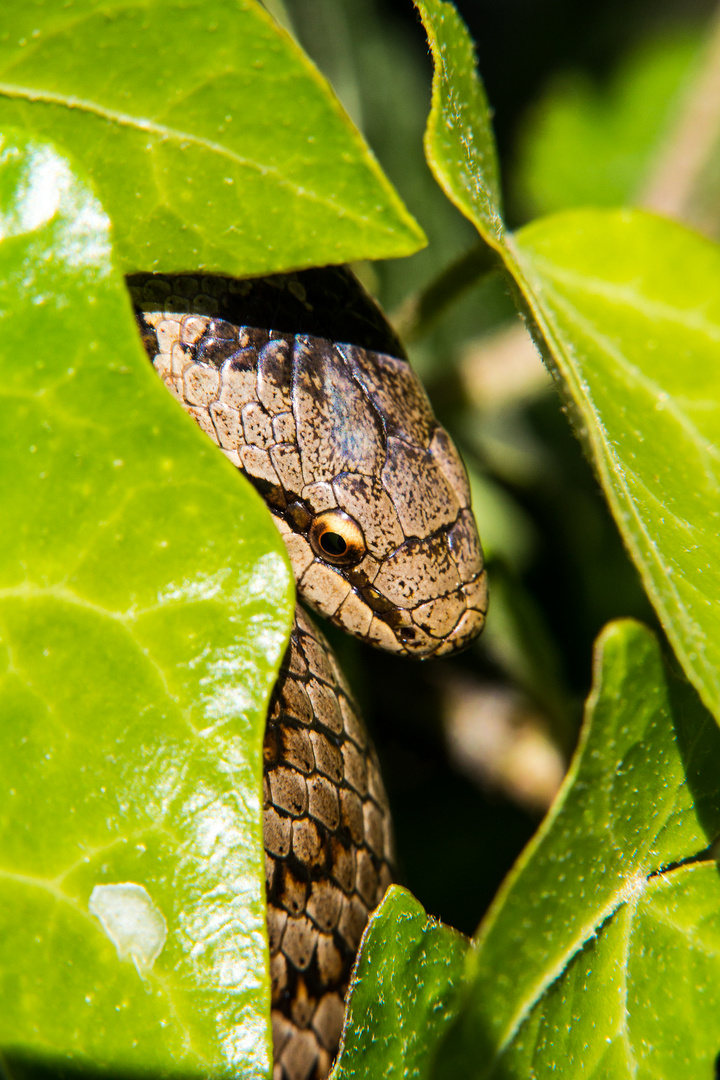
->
(130, 266), (487, 1080)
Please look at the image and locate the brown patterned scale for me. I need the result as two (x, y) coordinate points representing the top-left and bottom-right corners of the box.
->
(264, 607), (393, 1080)
(131, 270), (487, 1080)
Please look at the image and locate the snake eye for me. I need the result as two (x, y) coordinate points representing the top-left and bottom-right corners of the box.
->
(309, 510), (366, 566)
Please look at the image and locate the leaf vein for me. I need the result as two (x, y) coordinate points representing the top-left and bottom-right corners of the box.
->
(0, 82), (381, 229)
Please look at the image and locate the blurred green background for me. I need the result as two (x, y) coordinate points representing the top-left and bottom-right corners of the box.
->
(269, 0), (718, 934)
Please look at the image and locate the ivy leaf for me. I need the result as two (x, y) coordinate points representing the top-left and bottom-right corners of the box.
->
(416, 0), (720, 725)
(433, 619), (720, 1078)
(330, 886), (469, 1080)
(510, 210), (720, 726)
(330, 618), (720, 1077)
(0, 129), (294, 1077)
(414, 0), (504, 248)
(0, 0), (425, 275)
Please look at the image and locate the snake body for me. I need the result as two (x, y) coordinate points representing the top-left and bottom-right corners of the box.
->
(263, 607), (394, 1080)
(131, 268), (486, 1080)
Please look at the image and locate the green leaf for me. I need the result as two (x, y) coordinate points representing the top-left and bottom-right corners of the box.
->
(491, 866), (720, 1077)
(414, 0), (504, 249)
(415, 0), (720, 724)
(433, 619), (720, 1078)
(0, 129), (294, 1076)
(510, 209), (720, 724)
(0, 0), (425, 275)
(330, 886), (469, 1080)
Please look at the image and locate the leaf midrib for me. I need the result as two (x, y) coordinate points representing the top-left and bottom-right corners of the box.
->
(0, 82), (389, 231)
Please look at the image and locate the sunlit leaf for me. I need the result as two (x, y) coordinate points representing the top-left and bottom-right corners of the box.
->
(414, 0), (503, 249)
(0, 0), (425, 275)
(416, 0), (720, 725)
(434, 619), (720, 1078)
(0, 128), (294, 1077)
(511, 209), (720, 724)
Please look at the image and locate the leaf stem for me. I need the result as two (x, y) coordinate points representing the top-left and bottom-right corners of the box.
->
(391, 242), (502, 342)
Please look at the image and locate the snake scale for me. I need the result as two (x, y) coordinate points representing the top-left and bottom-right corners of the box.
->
(131, 267), (487, 1080)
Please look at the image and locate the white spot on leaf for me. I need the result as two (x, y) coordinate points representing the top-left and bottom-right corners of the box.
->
(89, 882), (167, 976)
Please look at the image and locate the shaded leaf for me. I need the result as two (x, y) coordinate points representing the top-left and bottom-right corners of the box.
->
(0, 129), (294, 1077)
(330, 886), (469, 1080)
(0, 0), (425, 275)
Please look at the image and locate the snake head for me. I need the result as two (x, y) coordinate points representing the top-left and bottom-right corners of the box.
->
(271, 336), (487, 658)
(134, 272), (487, 659)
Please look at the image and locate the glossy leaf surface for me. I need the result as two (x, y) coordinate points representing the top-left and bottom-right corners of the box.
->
(0, 130), (294, 1077)
(331, 886), (469, 1080)
(0, 0), (425, 275)
(434, 619), (720, 1078)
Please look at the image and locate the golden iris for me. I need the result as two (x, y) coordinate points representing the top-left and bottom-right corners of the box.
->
(309, 510), (366, 566)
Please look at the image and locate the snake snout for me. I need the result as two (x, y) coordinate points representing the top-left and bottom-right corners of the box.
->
(281, 401), (488, 657)
(356, 413), (488, 658)
(357, 510), (488, 658)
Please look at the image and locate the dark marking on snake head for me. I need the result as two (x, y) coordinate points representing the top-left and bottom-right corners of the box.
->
(287, 500), (312, 532)
(195, 319), (266, 369)
(136, 312), (159, 357)
(359, 586), (396, 615)
(294, 336), (386, 486)
(253, 474), (287, 510)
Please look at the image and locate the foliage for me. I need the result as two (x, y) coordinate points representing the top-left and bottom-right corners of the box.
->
(1, 0), (720, 1077)
(0, 128), (294, 1078)
(336, 619), (720, 1078)
(0, 1), (423, 274)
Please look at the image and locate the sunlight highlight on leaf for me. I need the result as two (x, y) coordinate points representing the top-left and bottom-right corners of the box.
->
(0, 129), (294, 1077)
